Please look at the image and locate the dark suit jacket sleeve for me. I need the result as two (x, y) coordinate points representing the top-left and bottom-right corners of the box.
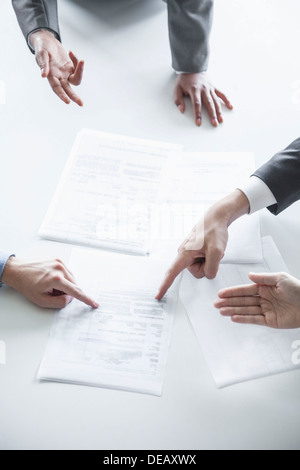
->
(12, 0), (61, 53)
(166, 0), (214, 73)
(253, 137), (300, 215)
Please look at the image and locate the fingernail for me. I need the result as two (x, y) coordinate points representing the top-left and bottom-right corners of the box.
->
(93, 301), (99, 309)
(178, 105), (184, 113)
(213, 119), (218, 127)
(219, 115), (223, 123)
(206, 273), (216, 280)
(196, 118), (202, 127)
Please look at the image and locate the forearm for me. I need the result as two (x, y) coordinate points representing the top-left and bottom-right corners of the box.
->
(12, 0), (61, 53)
(167, 0), (214, 73)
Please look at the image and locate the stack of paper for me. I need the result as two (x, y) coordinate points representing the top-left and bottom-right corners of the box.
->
(39, 129), (262, 263)
(39, 129), (182, 255)
(39, 129), (293, 394)
(38, 250), (179, 396)
(180, 237), (300, 388)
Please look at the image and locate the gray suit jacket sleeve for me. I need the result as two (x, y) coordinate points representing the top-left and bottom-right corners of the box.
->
(166, 0), (214, 73)
(253, 137), (300, 215)
(12, 0), (61, 53)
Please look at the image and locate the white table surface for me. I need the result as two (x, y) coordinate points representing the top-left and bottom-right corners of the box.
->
(1, 0), (300, 450)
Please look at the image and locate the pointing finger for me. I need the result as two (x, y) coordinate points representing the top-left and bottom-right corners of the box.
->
(52, 276), (99, 309)
(156, 252), (191, 300)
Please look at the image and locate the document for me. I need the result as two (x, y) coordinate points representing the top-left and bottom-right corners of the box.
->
(39, 129), (182, 255)
(164, 152), (262, 263)
(180, 237), (300, 388)
(39, 130), (261, 262)
(37, 249), (179, 396)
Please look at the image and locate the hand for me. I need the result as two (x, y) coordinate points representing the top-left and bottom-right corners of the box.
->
(2, 257), (99, 310)
(156, 190), (250, 300)
(174, 73), (233, 127)
(30, 30), (84, 106)
(215, 272), (300, 329)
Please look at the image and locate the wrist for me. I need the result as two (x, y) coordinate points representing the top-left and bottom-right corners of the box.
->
(210, 190), (250, 227)
(2, 257), (19, 288)
(30, 29), (56, 49)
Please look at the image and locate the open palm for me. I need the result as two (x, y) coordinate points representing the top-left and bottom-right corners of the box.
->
(215, 272), (300, 329)
(31, 30), (84, 106)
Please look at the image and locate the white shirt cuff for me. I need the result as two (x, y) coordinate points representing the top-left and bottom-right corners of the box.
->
(238, 176), (277, 214)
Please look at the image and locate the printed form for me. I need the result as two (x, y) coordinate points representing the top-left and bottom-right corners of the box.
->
(37, 249), (179, 396)
(165, 152), (263, 263)
(39, 129), (182, 255)
(40, 130), (262, 263)
(37, 131), (267, 393)
(180, 237), (300, 388)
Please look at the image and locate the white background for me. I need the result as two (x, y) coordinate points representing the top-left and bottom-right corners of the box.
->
(1, 0), (300, 450)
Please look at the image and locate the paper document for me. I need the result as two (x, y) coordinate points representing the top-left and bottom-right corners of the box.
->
(40, 131), (261, 262)
(38, 249), (179, 396)
(180, 236), (300, 388)
(165, 152), (262, 263)
(39, 129), (181, 255)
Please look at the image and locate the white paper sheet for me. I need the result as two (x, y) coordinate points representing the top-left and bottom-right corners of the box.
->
(180, 236), (300, 388)
(39, 129), (182, 255)
(37, 249), (179, 396)
(164, 152), (262, 263)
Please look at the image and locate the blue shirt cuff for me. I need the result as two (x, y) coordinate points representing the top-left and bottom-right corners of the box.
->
(0, 252), (14, 287)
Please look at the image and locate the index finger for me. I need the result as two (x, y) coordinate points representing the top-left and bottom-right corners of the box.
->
(156, 252), (191, 300)
(218, 283), (260, 299)
(53, 276), (99, 308)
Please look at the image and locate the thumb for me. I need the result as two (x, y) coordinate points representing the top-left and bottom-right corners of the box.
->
(204, 246), (224, 280)
(249, 272), (280, 286)
(36, 49), (50, 78)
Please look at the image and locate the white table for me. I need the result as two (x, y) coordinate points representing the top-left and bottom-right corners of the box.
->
(1, 0), (300, 450)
